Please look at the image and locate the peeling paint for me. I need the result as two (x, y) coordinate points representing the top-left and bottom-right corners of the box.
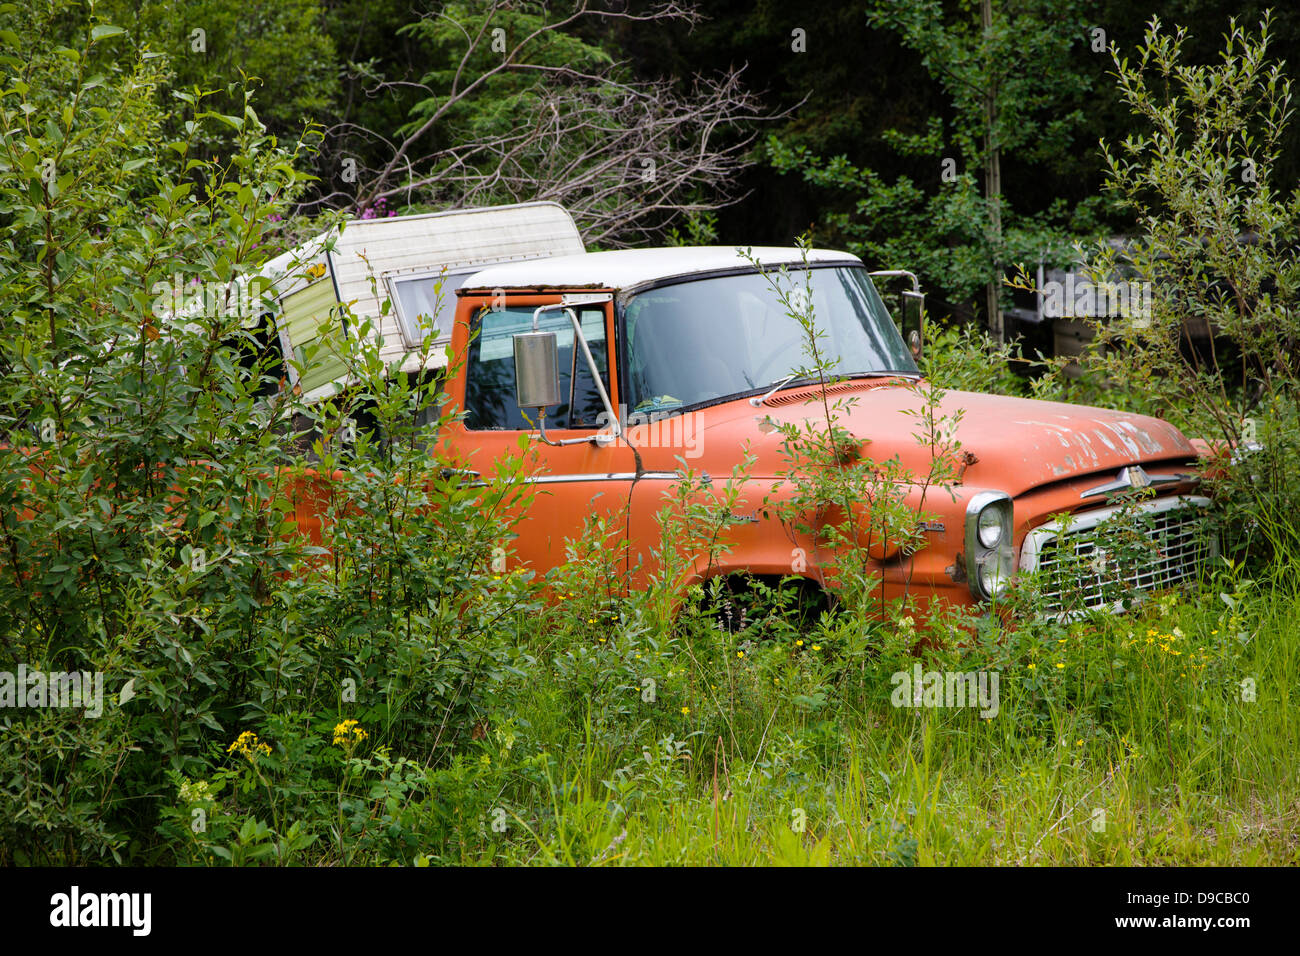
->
(1095, 419), (1141, 457)
(1111, 419), (1165, 456)
(1000, 413), (1181, 483)
(1074, 432), (1101, 466)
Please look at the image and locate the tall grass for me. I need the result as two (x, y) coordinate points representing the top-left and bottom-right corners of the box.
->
(392, 553), (1298, 866)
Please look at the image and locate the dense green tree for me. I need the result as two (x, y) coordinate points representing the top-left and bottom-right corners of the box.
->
(601, 1), (1300, 333)
(762, 0), (1100, 334)
(102, 0), (339, 141)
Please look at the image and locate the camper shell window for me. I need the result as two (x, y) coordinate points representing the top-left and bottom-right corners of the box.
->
(389, 271), (477, 348)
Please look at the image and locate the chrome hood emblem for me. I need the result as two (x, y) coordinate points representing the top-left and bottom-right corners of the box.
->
(1080, 464), (1192, 499)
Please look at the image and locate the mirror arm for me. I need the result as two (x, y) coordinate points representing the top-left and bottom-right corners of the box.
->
(568, 310), (620, 444)
(869, 269), (925, 359)
(529, 301), (621, 446)
(868, 269), (921, 293)
(534, 407), (579, 447)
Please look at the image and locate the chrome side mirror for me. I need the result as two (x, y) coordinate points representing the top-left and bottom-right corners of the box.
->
(869, 270), (926, 360)
(512, 330), (561, 409)
(902, 289), (925, 359)
(512, 297), (621, 446)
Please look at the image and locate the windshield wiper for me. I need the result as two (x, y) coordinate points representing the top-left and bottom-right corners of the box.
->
(839, 370), (922, 380)
(747, 370), (919, 407)
(748, 373), (815, 407)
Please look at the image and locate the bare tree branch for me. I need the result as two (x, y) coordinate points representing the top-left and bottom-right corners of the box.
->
(300, 0), (782, 245)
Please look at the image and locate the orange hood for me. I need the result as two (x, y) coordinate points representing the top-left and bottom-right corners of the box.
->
(630, 381), (1198, 496)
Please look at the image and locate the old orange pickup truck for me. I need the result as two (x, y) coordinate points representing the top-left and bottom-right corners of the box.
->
(417, 246), (1212, 617)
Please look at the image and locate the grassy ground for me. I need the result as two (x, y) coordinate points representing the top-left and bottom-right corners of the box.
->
(449, 564), (1299, 866)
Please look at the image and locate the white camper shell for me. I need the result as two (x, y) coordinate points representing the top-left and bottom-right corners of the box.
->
(258, 202), (584, 403)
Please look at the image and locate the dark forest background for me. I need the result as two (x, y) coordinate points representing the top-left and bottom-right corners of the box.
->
(69, 0), (1300, 327)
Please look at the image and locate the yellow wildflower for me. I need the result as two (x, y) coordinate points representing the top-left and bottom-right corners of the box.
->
(227, 730), (271, 761)
(332, 719), (368, 747)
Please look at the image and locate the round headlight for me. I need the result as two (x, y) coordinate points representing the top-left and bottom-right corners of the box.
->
(978, 555), (1009, 597)
(977, 506), (1004, 549)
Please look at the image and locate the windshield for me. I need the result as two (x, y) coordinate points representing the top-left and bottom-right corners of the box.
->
(622, 265), (918, 413)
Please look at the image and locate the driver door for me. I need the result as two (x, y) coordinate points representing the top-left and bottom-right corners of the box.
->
(448, 295), (635, 577)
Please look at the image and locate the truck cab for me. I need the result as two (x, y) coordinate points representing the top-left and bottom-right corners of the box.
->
(440, 246), (1212, 616)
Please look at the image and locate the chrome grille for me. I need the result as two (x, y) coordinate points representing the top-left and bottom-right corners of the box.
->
(1019, 495), (1214, 617)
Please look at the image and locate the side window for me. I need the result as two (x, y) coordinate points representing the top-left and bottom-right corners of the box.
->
(464, 306), (610, 430)
(390, 271), (474, 348)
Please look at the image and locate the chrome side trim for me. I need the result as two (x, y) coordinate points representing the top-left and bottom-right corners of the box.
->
(523, 471), (681, 484)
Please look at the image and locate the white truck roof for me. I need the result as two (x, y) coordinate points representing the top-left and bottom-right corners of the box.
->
(460, 246), (861, 294)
